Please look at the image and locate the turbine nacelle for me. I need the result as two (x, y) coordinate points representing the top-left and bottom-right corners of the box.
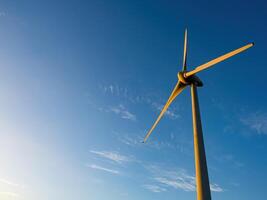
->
(178, 72), (203, 87)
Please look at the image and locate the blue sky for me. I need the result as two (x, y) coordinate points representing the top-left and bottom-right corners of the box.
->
(0, 0), (266, 199)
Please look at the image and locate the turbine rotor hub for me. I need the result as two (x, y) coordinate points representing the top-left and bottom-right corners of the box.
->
(178, 72), (203, 87)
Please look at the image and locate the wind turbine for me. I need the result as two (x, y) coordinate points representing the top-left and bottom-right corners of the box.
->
(143, 29), (253, 200)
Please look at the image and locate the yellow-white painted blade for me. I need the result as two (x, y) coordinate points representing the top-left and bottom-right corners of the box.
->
(143, 82), (186, 142)
(182, 29), (188, 71)
(185, 43), (254, 77)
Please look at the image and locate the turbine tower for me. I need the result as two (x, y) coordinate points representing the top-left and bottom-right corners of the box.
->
(143, 29), (253, 200)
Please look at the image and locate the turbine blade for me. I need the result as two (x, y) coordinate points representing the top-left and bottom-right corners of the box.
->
(182, 28), (188, 71)
(185, 43), (254, 77)
(143, 82), (186, 142)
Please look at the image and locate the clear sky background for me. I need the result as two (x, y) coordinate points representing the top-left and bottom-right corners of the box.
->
(0, 0), (266, 200)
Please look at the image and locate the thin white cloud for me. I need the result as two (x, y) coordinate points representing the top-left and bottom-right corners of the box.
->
(0, 178), (26, 199)
(90, 150), (132, 164)
(152, 102), (180, 119)
(118, 134), (143, 147)
(87, 164), (119, 175)
(103, 84), (126, 96)
(143, 184), (167, 193)
(88, 149), (223, 193)
(0, 179), (20, 187)
(89, 85), (137, 121)
(98, 84), (181, 121)
(152, 168), (196, 192)
(210, 183), (223, 192)
(109, 104), (136, 121)
(0, 191), (19, 197)
(154, 177), (195, 191)
(240, 112), (267, 135)
(117, 132), (191, 155)
(145, 165), (223, 193)
(94, 104), (136, 121)
(99, 84), (178, 108)
(119, 133), (169, 149)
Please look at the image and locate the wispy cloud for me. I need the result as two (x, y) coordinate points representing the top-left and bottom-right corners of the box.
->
(88, 148), (223, 193)
(109, 104), (136, 121)
(99, 84), (151, 105)
(144, 165), (223, 193)
(98, 83), (181, 119)
(0, 178), (26, 199)
(88, 84), (137, 121)
(117, 131), (192, 155)
(147, 166), (196, 192)
(240, 112), (267, 135)
(97, 83), (183, 122)
(152, 102), (180, 120)
(100, 84), (129, 98)
(210, 183), (223, 192)
(90, 150), (133, 164)
(0, 191), (19, 198)
(154, 176), (195, 191)
(142, 184), (167, 193)
(0, 178), (26, 189)
(86, 164), (120, 175)
(155, 176), (195, 191)
(0, 179), (20, 187)
(118, 134), (143, 147)
(119, 133), (176, 150)
(90, 100), (136, 121)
